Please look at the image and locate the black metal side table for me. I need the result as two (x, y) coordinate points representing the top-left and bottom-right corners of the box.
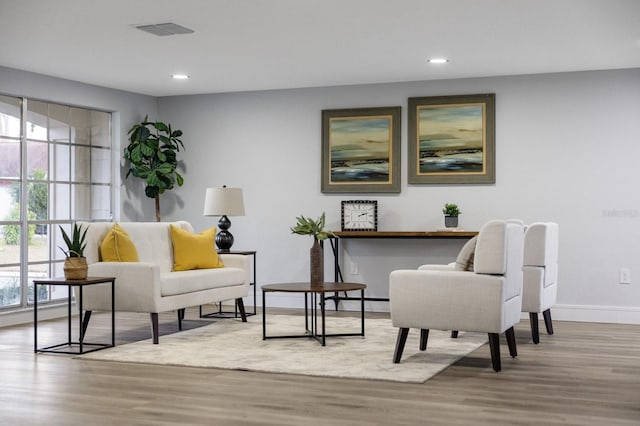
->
(200, 250), (257, 318)
(33, 276), (115, 355)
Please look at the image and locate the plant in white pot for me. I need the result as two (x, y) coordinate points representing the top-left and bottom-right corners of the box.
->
(442, 203), (461, 228)
(59, 223), (88, 280)
(291, 212), (335, 285)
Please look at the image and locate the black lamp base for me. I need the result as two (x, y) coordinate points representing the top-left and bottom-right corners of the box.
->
(216, 215), (234, 252)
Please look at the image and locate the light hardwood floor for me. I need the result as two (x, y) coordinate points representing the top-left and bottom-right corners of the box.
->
(1, 306), (639, 425)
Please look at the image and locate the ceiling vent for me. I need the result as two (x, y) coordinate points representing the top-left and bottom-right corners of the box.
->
(135, 23), (194, 36)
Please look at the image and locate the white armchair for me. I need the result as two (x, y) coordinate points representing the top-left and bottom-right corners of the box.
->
(389, 220), (525, 372)
(522, 222), (559, 344)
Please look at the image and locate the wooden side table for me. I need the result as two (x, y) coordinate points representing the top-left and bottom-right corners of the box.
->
(262, 282), (366, 346)
(33, 276), (115, 354)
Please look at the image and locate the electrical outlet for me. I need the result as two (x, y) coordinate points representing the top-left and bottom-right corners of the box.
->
(619, 268), (631, 285)
(350, 260), (359, 275)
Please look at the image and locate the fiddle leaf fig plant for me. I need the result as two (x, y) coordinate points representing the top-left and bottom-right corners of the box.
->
(125, 116), (185, 222)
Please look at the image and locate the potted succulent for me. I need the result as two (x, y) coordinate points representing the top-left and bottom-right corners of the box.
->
(59, 223), (88, 280)
(442, 203), (461, 228)
(291, 212), (335, 285)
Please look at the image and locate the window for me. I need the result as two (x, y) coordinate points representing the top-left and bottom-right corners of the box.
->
(0, 95), (112, 310)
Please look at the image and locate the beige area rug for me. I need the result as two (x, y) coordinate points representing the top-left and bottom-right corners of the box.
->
(80, 315), (488, 383)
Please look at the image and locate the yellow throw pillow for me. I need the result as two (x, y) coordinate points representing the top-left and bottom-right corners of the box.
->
(170, 225), (224, 271)
(100, 223), (139, 262)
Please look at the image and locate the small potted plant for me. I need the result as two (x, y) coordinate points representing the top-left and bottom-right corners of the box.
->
(442, 203), (461, 228)
(291, 212), (335, 285)
(59, 223), (88, 280)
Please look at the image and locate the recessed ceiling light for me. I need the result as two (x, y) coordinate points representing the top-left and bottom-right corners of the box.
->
(171, 74), (190, 80)
(427, 58), (449, 64)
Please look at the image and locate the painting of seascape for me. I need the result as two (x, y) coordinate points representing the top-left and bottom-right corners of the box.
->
(408, 94), (495, 184)
(322, 107), (400, 193)
(418, 104), (485, 174)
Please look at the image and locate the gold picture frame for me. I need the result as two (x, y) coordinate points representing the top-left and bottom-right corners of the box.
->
(321, 106), (401, 193)
(408, 94), (495, 184)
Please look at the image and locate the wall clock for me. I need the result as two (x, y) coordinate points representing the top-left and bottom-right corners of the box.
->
(341, 200), (378, 231)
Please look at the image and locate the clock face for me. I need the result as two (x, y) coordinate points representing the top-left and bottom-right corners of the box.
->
(341, 201), (377, 231)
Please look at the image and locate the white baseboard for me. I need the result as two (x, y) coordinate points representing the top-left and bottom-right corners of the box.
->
(0, 303), (74, 327)
(544, 304), (640, 325)
(3, 299), (639, 328)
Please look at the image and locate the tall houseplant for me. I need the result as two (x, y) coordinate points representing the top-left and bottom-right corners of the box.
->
(125, 116), (185, 222)
(291, 212), (335, 285)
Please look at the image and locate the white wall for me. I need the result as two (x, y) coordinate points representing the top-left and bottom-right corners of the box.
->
(158, 68), (640, 323)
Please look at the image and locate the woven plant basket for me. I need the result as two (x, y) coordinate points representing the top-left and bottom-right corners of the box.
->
(64, 257), (88, 280)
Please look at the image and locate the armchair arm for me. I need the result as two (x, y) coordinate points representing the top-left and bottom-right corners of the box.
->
(79, 262), (162, 312)
(418, 263), (456, 271)
(390, 269), (509, 333)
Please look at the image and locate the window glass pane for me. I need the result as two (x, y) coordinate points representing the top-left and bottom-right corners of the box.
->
(28, 230), (48, 262)
(52, 226), (67, 261)
(0, 225), (20, 263)
(53, 183), (70, 220)
(72, 183), (90, 220)
(26, 100), (48, 141)
(28, 277), (50, 304)
(71, 145), (90, 182)
(0, 138), (20, 179)
(91, 185), (111, 220)
(28, 181), (48, 222)
(0, 182), (16, 221)
(0, 266), (21, 308)
(54, 143), (70, 181)
(90, 110), (111, 147)
(91, 147), (110, 183)
(0, 95), (21, 138)
(27, 141), (48, 178)
(49, 104), (70, 143)
(70, 107), (90, 145)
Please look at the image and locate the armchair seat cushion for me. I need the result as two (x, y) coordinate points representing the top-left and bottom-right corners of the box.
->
(160, 268), (247, 296)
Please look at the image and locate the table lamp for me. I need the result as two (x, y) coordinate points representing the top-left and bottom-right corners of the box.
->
(203, 186), (245, 252)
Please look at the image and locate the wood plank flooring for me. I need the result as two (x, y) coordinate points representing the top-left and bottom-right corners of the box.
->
(0, 306), (639, 425)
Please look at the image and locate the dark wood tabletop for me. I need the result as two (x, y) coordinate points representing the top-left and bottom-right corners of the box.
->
(262, 282), (366, 293)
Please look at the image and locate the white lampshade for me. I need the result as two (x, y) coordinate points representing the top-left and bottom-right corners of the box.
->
(203, 187), (245, 217)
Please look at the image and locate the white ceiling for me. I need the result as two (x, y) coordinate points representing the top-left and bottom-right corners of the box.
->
(0, 0), (639, 97)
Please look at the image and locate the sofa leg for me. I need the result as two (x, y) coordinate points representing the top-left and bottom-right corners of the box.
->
(419, 329), (429, 351)
(506, 327), (517, 357)
(236, 298), (247, 322)
(150, 313), (159, 344)
(393, 328), (409, 363)
(543, 309), (554, 335)
(450, 330), (459, 338)
(80, 310), (92, 341)
(488, 333), (501, 372)
(529, 312), (540, 344)
(177, 308), (185, 331)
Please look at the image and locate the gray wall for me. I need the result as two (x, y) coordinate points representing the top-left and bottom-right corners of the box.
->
(158, 68), (640, 322)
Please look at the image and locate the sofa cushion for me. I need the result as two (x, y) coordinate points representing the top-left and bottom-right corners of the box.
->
(100, 223), (139, 262)
(160, 268), (246, 296)
(170, 225), (223, 271)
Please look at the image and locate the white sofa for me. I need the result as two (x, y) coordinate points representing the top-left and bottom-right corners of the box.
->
(76, 221), (250, 343)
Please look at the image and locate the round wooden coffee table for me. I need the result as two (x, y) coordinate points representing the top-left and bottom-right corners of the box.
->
(261, 282), (366, 346)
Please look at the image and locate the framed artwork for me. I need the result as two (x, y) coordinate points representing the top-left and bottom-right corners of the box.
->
(408, 93), (495, 184)
(321, 106), (401, 193)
